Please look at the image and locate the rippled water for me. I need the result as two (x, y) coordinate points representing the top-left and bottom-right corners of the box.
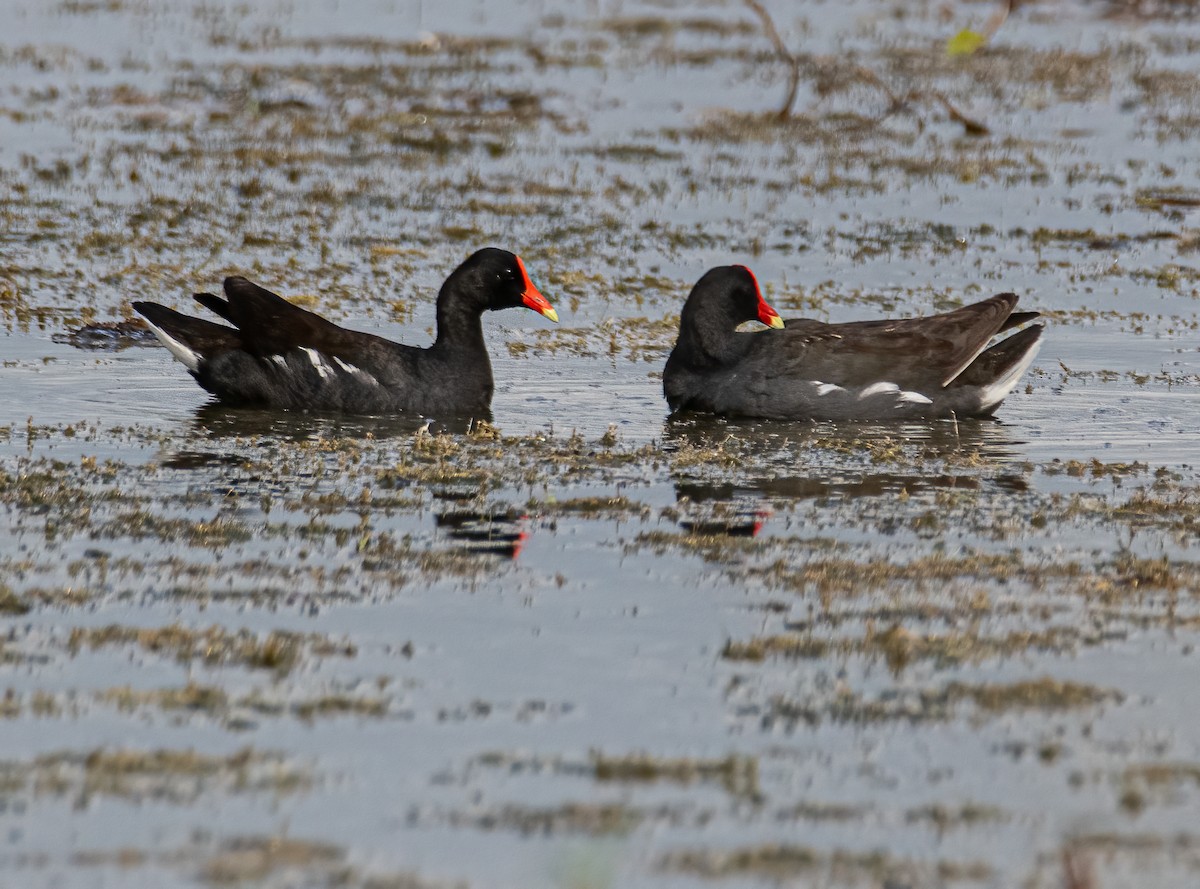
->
(4, 1), (1200, 887)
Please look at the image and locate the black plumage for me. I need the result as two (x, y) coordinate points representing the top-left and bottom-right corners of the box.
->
(133, 248), (557, 417)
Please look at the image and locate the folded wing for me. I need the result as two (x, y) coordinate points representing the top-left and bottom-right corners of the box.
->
(764, 294), (1029, 391)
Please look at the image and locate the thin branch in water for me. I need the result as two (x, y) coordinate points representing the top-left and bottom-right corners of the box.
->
(742, 0), (800, 120)
(982, 0), (1015, 42)
(848, 62), (904, 110)
(743, 1), (990, 136)
(931, 90), (990, 136)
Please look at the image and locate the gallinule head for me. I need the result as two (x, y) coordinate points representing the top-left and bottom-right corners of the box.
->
(132, 248), (557, 417)
(663, 265), (1043, 420)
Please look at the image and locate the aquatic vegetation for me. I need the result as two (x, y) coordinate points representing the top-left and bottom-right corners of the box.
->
(4, 1), (1200, 887)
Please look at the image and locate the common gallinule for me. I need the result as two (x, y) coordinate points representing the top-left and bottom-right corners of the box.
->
(133, 248), (557, 416)
(663, 265), (1043, 420)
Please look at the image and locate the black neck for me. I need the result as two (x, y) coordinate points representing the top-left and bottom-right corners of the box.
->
(679, 305), (748, 366)
(433, 291), (488, 352)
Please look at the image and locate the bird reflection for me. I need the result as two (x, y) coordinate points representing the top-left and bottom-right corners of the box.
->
(433, 501), (528, 559)
(678, 509), (769, 538)
(162, 406), (527, 559)
(662, 413), (1031, 534)
(189, 402), (482, 440)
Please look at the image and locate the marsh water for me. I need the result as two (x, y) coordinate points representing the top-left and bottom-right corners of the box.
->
(4, 1), (1200, 887)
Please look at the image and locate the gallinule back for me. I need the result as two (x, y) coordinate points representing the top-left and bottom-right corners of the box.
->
(133, 248), (557, 416)
(663, 265), (1043, 420)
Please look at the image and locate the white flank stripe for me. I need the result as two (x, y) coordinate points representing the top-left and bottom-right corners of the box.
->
(269, 355), (288, 369)
(301, 347), (331, 379)
(143, 319), (199, 372)
(813, 382), (845, 397)
(897, 390), (933, 405)
(333, 356), (380, 387)
(858, 381), (900, 400)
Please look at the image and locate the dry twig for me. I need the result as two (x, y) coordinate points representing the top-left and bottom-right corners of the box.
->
(742, 0), (801, 120)
(742, 0), (990, 135)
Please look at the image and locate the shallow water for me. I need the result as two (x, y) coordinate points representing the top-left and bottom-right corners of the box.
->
(4, 1), (1200, 887)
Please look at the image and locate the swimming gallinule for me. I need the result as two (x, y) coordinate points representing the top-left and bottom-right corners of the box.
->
(133, 248), (557, 416)
(663, 265), (1043, 420)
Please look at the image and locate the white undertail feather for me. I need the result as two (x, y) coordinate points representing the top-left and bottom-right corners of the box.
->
(897, 390), (933, 405)
(977, 336), (1042, 411)
(143, 319), (200, 372)
(268, 355), (287, 369)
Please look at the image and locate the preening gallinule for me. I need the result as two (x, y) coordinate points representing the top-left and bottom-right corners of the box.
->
(663, 265), (1043, 420)
(133, 248), (557, 416)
